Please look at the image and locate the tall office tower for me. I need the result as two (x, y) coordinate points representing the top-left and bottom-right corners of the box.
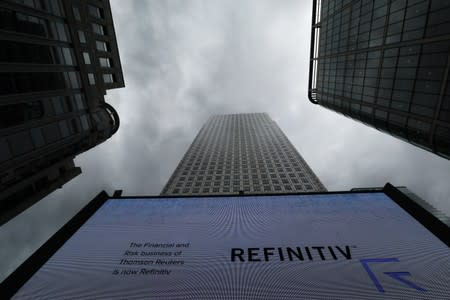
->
(0, 0), (124, 225)
(308, 0), (450, 159)
(161, 113), (326, 196)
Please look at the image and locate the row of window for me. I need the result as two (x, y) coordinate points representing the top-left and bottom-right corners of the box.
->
(0, 114), (91, 163)
(72, 3), (105, 21)
(170, 183), (315, 195)
(182, 155), (301, 166)
(174, 178), (313, 189)
(188, 147), (297, 154)
(77, 30), (110, 50)
(0, 40), (75, 65)
(0, 8), (70, 41)
(180, 153), (304, 175)
(0, 94), (86, 129)
(0, 71), (82, 95)
(8, 0), (64, 17)
(182, 163), (301, 171)
(178, 172), (309, 181)
(318, 76), (444, 98)
(188, 150), (296, 162)
(86, 72), (115, 85)
(183, 156), (302, 165)
(184, 155), (300, 164)
(319, 92), (440, 126)
(77, 30), (111, 56)
(193, 132), (291, 146)
(176, 172), (309, 183)
(86, 51), (112, 71)
(322, 99), (439, 150)
(319, 0), (440, 54)
(0, 9), (113, 73)
(179, 165), (303, 174)
(319, 86), (440, 116)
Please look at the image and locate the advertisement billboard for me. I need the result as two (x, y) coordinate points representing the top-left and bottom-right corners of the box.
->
(2, 187), (449, 299)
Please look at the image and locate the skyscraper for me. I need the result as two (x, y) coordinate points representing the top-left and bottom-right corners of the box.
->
(0, 0), (124, 225)
(308, 0), (450, 159)
(161, 113), (325, 196)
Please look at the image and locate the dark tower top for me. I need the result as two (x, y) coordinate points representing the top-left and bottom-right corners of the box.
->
(309, 0), (450, 159)
(0, 0), (124, 225)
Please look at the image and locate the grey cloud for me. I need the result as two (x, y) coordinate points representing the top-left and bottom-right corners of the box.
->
(1, 0), (450, 282)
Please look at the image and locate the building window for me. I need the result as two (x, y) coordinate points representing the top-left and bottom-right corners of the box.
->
(9, 131), (34, 156)
(54, 22), (69, 41)
(78, 30), (86, 43)
(1, 10), (41, 37)
(64, 72), (81, 89)
(99, 57), (111, 68)
(30, 128), (45, 148)
(59, 120), (70, 137)
(52, 97), (63, 114)
(88, 73), (95, 85)
(80, 114), (90, 131)
(42, 122), (60, 143)
(88, 5), (103, 19)
(96, 40), (109, 52)
(74, 94), (85, 110)
(92, 23), (105, 35)
(83, 52), (91, 64)
(70, 119), (79, 133)
(73, 7), (81, 21)
(0, 102), (43, 128)
(61, 48), (74, 65)
(46, 0), (64, 16)
(0, 72), (66, 95)
(103, 73), (114, 83)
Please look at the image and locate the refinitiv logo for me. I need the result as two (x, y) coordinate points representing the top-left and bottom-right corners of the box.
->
(231, 246), (427, 294)
(231, 246), (353, 262)
(360, 258), (426, 293)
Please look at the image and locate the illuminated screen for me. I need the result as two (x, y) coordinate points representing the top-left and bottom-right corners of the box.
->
(13, 193), (450, 299)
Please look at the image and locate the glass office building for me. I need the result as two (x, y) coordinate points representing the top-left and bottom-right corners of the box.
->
(0, 0), (124, 225)
(309, 0), (450, 159)
(161, 113), (326, 195)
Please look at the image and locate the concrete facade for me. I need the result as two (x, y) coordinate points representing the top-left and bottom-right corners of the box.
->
(161, 113), (326, 196)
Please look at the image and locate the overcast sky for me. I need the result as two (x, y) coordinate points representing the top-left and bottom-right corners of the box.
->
(1, 0), (450, 281)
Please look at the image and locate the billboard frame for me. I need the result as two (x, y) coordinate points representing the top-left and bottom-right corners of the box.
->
(1, 183), (448, 298)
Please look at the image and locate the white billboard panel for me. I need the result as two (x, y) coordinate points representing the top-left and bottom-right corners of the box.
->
(12, 193), (450, 299)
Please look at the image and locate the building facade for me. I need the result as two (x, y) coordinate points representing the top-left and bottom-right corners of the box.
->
(308, 0), (450, 159)
(161, 113), (326, 196)
(0, 0), (124, 225)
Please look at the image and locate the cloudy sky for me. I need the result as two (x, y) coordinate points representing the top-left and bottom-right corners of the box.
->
(1, 0), (450, 281)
